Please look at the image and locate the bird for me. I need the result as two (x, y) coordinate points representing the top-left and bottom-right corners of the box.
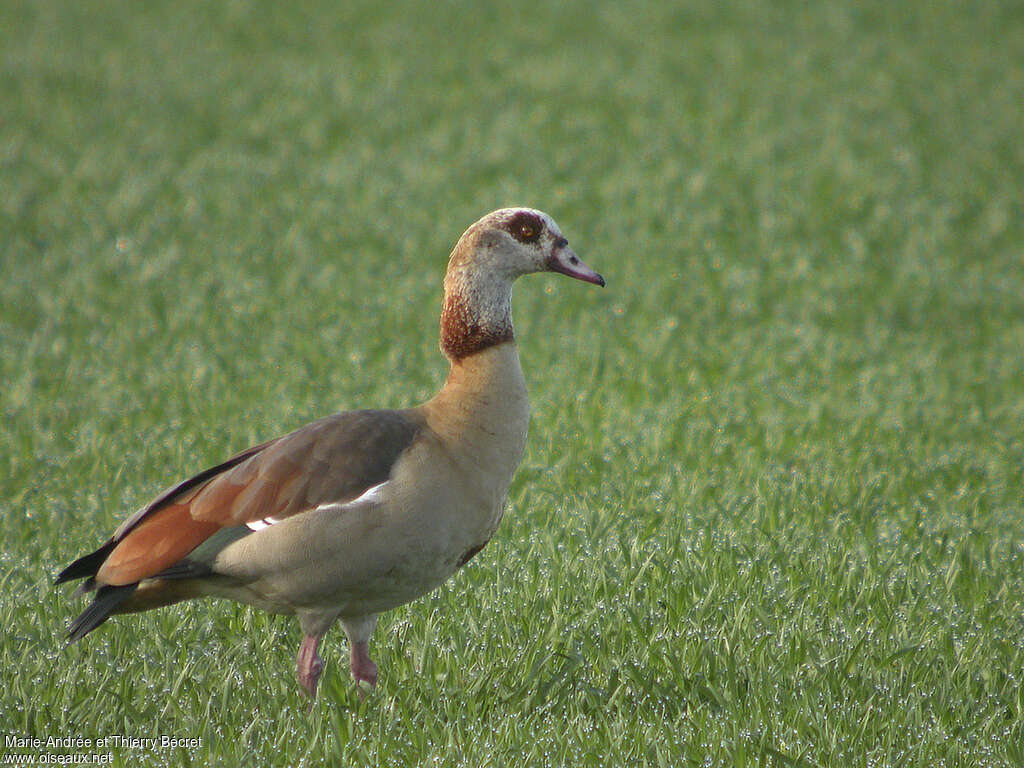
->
(57, 207), (605, 702)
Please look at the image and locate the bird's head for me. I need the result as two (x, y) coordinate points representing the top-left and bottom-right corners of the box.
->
(440, 207), (604, 361)
(447, 207), (605, 288)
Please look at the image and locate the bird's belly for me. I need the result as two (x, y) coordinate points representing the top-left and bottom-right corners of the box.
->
(332, 498), (504, 615)
(218, 489), (505, 617)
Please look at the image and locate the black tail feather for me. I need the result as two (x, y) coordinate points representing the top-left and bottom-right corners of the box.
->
(66, 584), (136, 643)
(56, 541), (116, 585)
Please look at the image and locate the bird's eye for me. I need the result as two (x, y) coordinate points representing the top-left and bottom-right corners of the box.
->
(506, 212), (543, 243)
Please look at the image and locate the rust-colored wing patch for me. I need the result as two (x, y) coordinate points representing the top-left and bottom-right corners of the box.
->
(97, 503), (222, 585)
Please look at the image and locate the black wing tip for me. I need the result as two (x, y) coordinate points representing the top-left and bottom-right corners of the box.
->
(65, 584), (136, 644)
(55, 541), (117, 585)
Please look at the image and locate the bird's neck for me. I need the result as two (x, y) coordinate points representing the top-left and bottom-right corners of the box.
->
(429, 266), (530, 489)
(439, 269), (515, 361)
(425, 341), (531, 489)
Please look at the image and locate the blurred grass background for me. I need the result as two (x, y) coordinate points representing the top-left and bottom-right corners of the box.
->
(2, 0), (1023, 765)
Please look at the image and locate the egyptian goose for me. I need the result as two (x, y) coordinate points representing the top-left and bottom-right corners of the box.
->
(57, 207), (604, 701)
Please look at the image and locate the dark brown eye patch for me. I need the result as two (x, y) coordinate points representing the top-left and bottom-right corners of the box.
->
(505, 212), (544, 243)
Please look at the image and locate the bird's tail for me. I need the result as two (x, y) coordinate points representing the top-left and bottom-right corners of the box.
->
(65, 584), (137, 644)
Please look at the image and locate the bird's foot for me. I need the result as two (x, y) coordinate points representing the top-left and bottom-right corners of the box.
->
(296, 633), (325, 705)
(350, 640), (377, 699)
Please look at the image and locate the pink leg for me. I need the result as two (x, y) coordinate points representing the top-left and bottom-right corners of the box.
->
(296, 633), (325, 700)
(350, 640), (378, 697)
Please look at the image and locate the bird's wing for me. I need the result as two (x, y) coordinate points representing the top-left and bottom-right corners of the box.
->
(59, 409), (424, 587)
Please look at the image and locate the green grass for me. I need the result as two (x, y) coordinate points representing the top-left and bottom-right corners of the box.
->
(2, 0), (1024, 765)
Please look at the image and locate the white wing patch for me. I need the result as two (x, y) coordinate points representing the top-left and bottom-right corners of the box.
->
(347, 481), (389, 505)
(245, 481), (390, 531)
(313, 481), (390, 514)
(246, 515), (287, 531)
